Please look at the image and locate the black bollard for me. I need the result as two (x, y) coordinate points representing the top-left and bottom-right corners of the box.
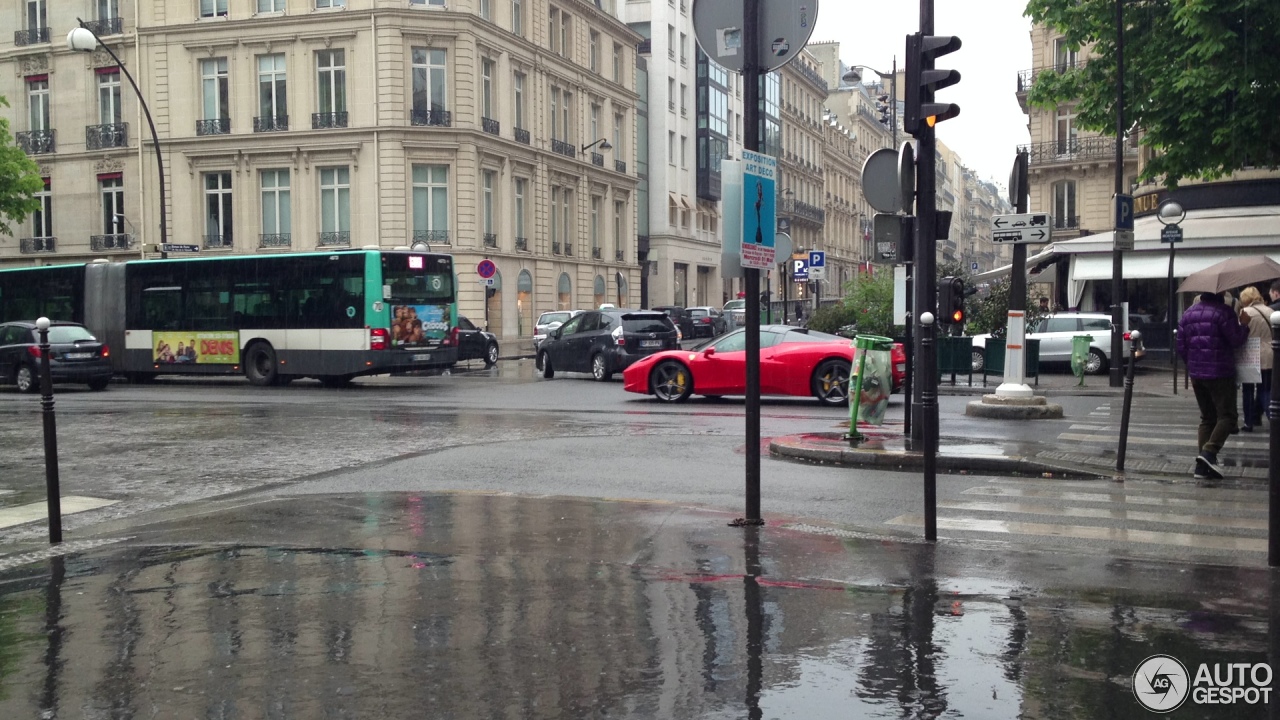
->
(1116, 331), (1140, 473)
(36, 318), (62, 544)
(921, 312), (938, 542)
(1269, 314), (1280, 566)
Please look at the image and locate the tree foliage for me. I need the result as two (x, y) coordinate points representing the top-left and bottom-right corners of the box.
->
(0, 96), (42, 236)
(807, 269), (897, 339)
(966, 277), (1048, 337)
(1025, 0), (1280, 186)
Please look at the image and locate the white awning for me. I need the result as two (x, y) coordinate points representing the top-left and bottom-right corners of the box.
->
(1070, 250), (1280, 281)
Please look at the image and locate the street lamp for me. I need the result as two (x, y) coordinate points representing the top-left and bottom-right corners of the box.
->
(1156, 198), (1185, 393)
(844, 61), (897, 147)
(581, 138), (613, 153)
(69, 20), (167, 258)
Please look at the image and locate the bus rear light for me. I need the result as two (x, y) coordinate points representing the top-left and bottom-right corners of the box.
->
(101, 345), (110, 358)
(442, 327), (460, 347)
(27, 346), (41, 359)
(370, 327), (390, 351)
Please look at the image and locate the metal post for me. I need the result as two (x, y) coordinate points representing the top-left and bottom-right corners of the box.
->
(913, 0), (938, 447)
(1169, 242), (1177, 394)
(739, 0), (764, 526)
(1269, 313), (1280, 566)
(36, 318), (62, 544)
(998, 151), (1032, 398)
(1109, 0), (1126, 387)
(1116, 331), (1139, 473)
(921, 311), (938, 541)
(890, 56), (897, 148)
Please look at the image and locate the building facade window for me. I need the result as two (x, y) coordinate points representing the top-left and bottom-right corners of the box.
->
(479, 0), (490, 20)
(511, 0), (523, 35)
(98, 70), (122, 125)
(513, 72), (526, 129)
(412, 165), (449, 240)
(549, 7), (571, 58)
(481, 59), (494, 119)
(482, 170), (496, 237)
(201, 58), (229, 121)
(613, 43), (622, 83)
(589, 31), (600, 73)
(1054, 38), (1077, 71)
(514, 178), (527, 243)
(200, 0), (228, 18)
(411, 48), (448, 117)
(101, 176), (124, 234)
(551, 187), (561, 249)
(590, 196), (601, 255)
(673, 263), (688, 306)
(590, 103), (600, 142)
(561, 189), (573, 252)
(203, 172), (233, 246)
(668, 131), (675, 165)
(679, 32), (687, 65)
(1053, 180), (1076, 228)
(28, 77), (49, 131)
(1055, 106), (1076, 155)
(319, 167), (351, 236)
(613, 200), (624, 260)
(257, 0), (285, 12)
(257, 54), (287, 127)
(317, 50), (346, 115)
(98, 0), (120, 19)
(32, 179), (52, 238)
(612, 112), (623, 156)
(27, 0), (47, 30)
(260, 169), (291, 239)
(315, 0), (346, 8)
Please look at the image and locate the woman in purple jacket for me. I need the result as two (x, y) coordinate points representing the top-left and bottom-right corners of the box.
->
(1176, 292), (1250, 479)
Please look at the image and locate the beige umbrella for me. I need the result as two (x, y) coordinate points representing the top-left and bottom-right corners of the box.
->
(1176, 255), (1280, 294)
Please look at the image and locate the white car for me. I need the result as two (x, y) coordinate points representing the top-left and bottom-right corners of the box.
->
(970, 312), (1144, 375)
(533, 310), (583, 352)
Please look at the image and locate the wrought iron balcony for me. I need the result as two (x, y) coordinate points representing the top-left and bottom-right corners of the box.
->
(614, 160), (626, 173)
(20, 237), (56, 254)
(259, 233), (291, 248)
(90, 233), (133, 251)
(86, 123), (128, 149)
(552, 241), (561, 254)
(515, 127), (530, 144)
(410, 109), (452, 127)
(591, 152), (604, 167)
(1016, 61), (1083, 93)
(591, 246), (601, 259)
(615, 249), (624, 262)
(412, 230), (450, 245)
(1017, 136), (1138, 165)
(483, 233), (498, 248)
(196, 118), (230, 136)
(778, 198), (825, 226)
(17, 129), (56, 155)
(253, 115), (289, 132)
(312, 112), (348, 129)
(515, 236), (528, 251)
(551, 139), (576, 158)
(564, 243), (573, 255)
(82, 17), (123, 36)
(482, 117), (500, 135)
(318, 231), (351, 247)
(793, 61), (828, 92)
(203, 234), (232, 249)
(14, 27), (50, 46)
(1053, 215), (1079, 230)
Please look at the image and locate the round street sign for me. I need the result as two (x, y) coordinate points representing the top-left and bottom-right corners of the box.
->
(774, 232), (793, 261)
(692, 0), (819, 74)
(897, 141), (916, 215)
(861, 148), (902, 214)
(477, 259), (497, 279)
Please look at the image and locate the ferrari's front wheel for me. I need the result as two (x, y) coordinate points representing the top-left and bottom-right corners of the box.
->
(812, 359), (852, 406)
(650, 360), (693, 403)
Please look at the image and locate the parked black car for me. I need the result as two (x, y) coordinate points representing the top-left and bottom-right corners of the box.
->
(537, 309), (679, 381)
(651, 306), (696, 339)
(455, 315), (500, 366)
(0, 321), (113, 393)
(686, 306), (728, 338)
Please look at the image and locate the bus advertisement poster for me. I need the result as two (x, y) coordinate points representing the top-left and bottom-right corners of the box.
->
(153, 332), (238, 364)
(392, 304), (449, 345)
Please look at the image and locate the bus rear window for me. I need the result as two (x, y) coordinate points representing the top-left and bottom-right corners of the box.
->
(383, 255), (454, 303)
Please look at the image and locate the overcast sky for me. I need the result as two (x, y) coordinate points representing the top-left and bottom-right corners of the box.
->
(811, 0), (1033, 188)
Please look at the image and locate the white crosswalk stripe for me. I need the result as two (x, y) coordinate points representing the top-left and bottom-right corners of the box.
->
(885, 477), (1270, 560)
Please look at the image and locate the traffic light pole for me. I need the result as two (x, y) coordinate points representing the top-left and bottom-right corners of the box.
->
(738, 0), (764, 526)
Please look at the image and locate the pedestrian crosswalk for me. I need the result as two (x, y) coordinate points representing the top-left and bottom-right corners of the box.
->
(885, 477), (1271, 561)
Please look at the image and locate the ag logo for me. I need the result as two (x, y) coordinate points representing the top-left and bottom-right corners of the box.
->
(1133, 654), (1189, 712)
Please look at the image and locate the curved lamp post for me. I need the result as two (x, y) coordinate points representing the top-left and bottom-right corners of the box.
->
(843, 61), (897, 147)
(581, 138), (613, 153)
(1156, 199), (1185, 393)
(68, 21), (167, 258)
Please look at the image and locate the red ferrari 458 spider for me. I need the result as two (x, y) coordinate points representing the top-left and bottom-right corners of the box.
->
(623, 325), (903, 405)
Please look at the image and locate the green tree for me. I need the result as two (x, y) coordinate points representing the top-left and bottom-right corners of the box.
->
(1025, 0), (1280, 186)
(807, 269), (897, 338)
(0, 96), (42, 236)
(966, 277), (1048, 337)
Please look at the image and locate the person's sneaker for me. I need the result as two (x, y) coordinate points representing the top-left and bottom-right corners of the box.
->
(1198, 453), (1225, 480)
(1194, 456), (1210, 479)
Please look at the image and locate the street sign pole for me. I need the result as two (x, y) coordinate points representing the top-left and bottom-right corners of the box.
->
(997, 151), (1033, 398)
(741, 0), (763, 525)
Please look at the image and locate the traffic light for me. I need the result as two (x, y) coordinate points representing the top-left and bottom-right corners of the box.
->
(938, 276), (965, 326)
(904, 33), (962, 136)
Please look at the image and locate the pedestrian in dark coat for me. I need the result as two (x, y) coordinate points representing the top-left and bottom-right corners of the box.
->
(1176, 291), (1250, 479)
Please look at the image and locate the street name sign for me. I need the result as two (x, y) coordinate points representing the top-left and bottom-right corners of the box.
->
(1115, 230), (1135, 251)
(161, 244), (200, 253)
(990, 213), (1051, 244)
(740, 149), (777, 269)
(1160, 225), (1184, 244)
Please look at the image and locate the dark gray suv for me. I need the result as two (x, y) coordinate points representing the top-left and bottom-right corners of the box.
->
(538, 310), (679, 381)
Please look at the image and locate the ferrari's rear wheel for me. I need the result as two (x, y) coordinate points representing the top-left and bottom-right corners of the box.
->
(650, 360), (693, 403)
(812, 359), (852, 406)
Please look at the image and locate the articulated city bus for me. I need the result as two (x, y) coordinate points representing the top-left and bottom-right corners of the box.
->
(0, 249), (459, 387)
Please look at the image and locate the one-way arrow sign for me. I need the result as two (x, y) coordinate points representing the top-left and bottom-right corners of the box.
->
(990, 213), (1053, 244)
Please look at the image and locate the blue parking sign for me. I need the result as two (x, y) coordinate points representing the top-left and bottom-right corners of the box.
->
(808, 250), (825, 268)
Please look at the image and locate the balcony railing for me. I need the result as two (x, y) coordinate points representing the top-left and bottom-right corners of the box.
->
(312, 112), (348, 129)
(410, 109), (452, 127)
(1053, 215), (1080, 230)
(203, 234), (232, 249)
(551, 139), (576, 158)
(482, 117), (500, 135)
(515, 236), (528, 251)
(196, 119), (230, 136)
(16, 130), (55, 155)
(90, 233), (133, 252)
(253, 115), (289, 132)
(793, 61), (829, 93)
(564, 243), (573, 255)
(615, 249), (624, 262)
(412, 230), (450, 245)
(1016, 61), (1083, 93)
(591, 152), (604, 167)
(83, 17), (123, 36)
(552, 241), (561, 254)
(1017, 136), (1138, 165)
(614, 160), (627, 173)
(259, 233), (291, 248)
(20, 237), (56, 254)
(515, 127), (530, 144)
(483, 233), (498, 248)
(318, 231), (351, 247)
(14, 27), (50, 46)
(86, 123), (128, 149)
(778, 198), (825, 226)
(592, 246), (601, 259)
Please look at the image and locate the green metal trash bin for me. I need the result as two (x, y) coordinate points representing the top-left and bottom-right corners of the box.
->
(847, 334), (894, 441)
(1071, 335), (1092, 384)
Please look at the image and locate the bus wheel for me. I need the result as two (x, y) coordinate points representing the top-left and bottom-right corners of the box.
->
(244, 342), (280, 386)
